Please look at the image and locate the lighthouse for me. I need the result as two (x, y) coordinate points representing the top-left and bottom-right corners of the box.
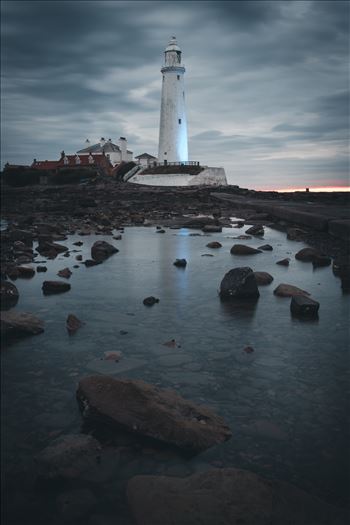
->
(158, 36), (188, 163)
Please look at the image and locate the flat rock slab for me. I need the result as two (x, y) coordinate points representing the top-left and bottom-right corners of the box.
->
(1, 311), (44, 338)
(76, 376), (231, 454)
(127, 468), (345, 525)
(274, 283), (310, 297)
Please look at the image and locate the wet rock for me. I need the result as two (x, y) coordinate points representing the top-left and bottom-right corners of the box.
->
(258, 244), (273, 251)
(291, 295), (320, 318)
(56, 489), (97, 521)
(127, 467), (342, 525)
(173, 258), (187, 267)
(73, 241), (84, 246)
(230, 244), (262, 255)
(276, 258), (290, 266)
(220, 267), (260, 299)
(273, 283), (310, 297)
(201, 254), (214, 257)
(1, 311), (44, 338)
(4, 265), (20, 280)
(16, 265), (35, 278)
(84, 259), (102, 267)
(76, 376), (231, 454)
(287, 227), (307, 241)
(156, 229), (166, 233)
(37, 241), (69, 258)
(202, 225), (222, 233)
(36, 265), (47, 272)
(58, 267), (72, 279)
(295, 247), (319, 262)
(15, 255), (34, 265)
(36, 434), (102, 480)
(253, 272), (274, 285)
(245, 224), (264, 236)
(0, 281), (19, 310)
(66, 314), (84, 334)
(143, 296), (159, 306)
(76, 255), (83, 261)
(91, 241), (119, 262)
(206, 241), (222, 249)
(312, 255), (331, 268)
(42, 281), (71, 295)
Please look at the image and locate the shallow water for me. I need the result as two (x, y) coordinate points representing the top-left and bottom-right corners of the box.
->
(2, 223), (349, 523)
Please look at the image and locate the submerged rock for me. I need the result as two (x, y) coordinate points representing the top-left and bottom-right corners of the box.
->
(0, 280), (19, 310)
(291, 295), (320, 318)
(1, 311), (44, 338)
(219, 267), (260, 299)
(76, 375), (231, 454)
(274, 283), (310, 297)
(127, 467), (343, 525)
(173, 258), (187, 267)
(91, 241), (118, 262)
(230, 244), (262, 255)
(42, 281), (71, 295)
(143, 296), (159, 306)
(253, 272), (274, 286)
(66, 314), (84, 334)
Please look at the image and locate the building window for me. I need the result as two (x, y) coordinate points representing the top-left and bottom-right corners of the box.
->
(178, 119), (181, 124)
(177, 75), (180, 80)
(163, 75), (165, 81)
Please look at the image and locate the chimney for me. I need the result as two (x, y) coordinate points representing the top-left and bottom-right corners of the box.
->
(119, 137), (127, 161)
(100, 137), (106, 147)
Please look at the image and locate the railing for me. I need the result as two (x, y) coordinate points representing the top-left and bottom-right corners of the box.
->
(155, 161), (200, 167)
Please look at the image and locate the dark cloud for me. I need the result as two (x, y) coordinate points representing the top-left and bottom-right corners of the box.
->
(1, 0), (349, 189)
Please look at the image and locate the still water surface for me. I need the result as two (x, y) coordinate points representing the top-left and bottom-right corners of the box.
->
(2, 224), (349, 523)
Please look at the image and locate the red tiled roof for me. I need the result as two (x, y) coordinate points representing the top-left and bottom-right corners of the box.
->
(31, 160), (60, 170)
(56, 154), (113, 168)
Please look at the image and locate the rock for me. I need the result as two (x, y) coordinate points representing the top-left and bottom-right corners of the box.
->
(16, 265), (35, 278)
(202, 225), (222, 233)
(173, 258), (187, 267)
(76, 376), (231, 454)
(312, 255), (331, 268)
(295, 247), (318, 262)
(36, 265), (47, 272)
(127, 467), (342, 525)
(0, 281), (19, 310)
(84, 259), (102, 267)
(258, 244), (273, 251)
(230, 244), (262, 255)
(113, 234), (122, 240)
(287, 227), (307, 241)
(156, 229), (166, 233)
(66, 314), (84, 334)
(276, 258), (290, 266)
(143, 296), (159, 306)
(206, 241), (222, 249)
(76, 255), (83, 261)
(291, 295), (320, 318)
(243, 346), (254, 353)
(35, 434), (102, 480)
(73, 241), (84, 246)
(273, 284), (310, 297)
(58, 267), (72, 279)
(219, 267), (260, 299)
(91, 241), (119, 262)
(183, 217), (216, 229)
(37, 241), (69, 258)
(1, 311), (44, 338)
(201, 254), (214, 257)
(245, 224), (264, 236)
(42, 281), (71, 295)
(56, 489), (97, 521)
(332, 255), (350, 292)
(253, 272), (274, 285)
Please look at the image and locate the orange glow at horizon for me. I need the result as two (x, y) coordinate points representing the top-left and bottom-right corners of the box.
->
(260, 186), (350, 193)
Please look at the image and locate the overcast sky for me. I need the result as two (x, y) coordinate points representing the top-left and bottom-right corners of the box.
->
(1, 0), (349, 189)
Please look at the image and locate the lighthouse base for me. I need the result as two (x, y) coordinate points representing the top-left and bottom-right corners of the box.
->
(128, 167), (227, 187)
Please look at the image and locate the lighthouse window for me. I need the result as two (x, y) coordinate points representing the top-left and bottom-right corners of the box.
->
(178, 119), (182, 124)
(177, 75), (180, 80)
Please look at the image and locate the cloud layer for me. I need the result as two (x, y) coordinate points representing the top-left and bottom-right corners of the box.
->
(1, 0), (349, 189)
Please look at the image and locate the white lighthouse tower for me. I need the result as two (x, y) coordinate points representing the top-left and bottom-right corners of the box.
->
(158, 36), (188, 163)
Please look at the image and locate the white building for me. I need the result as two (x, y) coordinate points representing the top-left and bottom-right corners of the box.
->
(158, 36), (188, 163)
(135, 153), (158, 168)
(77, 137), (133, 166)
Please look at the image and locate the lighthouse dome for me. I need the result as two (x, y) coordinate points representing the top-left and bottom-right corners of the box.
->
(165, 36), (181, 52)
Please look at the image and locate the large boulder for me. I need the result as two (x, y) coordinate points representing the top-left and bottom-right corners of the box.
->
(1, 311), (44, 338)
(253, 272), (274, 286)
(42, 281), (71, 295)
(0, 281), (19, 310)
(91, 241), (119, 262)
(230, 244), (262, 255)
(274, 284), (310, 297)
(76, 376), (231, 454)
(290, 295), (320, 318)
(127, 468), (345, 525)
(219, 267), (260, 299)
